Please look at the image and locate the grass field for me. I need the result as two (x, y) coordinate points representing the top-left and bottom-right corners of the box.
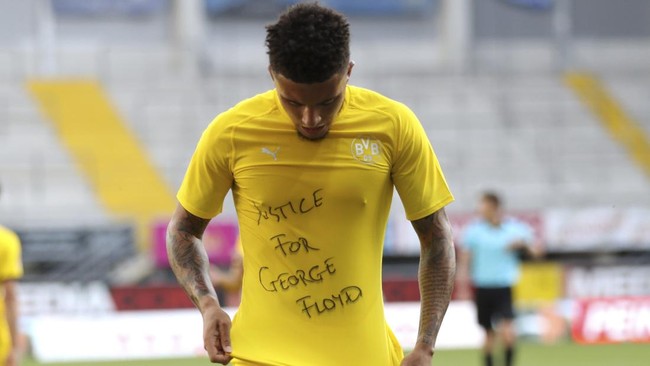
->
(22, 341), (650, 366)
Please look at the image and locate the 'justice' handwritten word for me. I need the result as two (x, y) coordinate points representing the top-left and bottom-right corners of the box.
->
(295, 285), (363, 318)
(271, 234), (320, 256)
(258, 257), (336, 292)
(255, 189), (324, 225)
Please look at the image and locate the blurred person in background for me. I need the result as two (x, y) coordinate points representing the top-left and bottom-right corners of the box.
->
(458, 191), (542, 366)
(0, 185), (23, 366)
(167, 3), (455, 365)
(209, 238), (243, 305)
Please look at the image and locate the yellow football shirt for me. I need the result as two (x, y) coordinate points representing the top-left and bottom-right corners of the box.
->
(0, 225), (23, 360)
(178, 85), (453, 366)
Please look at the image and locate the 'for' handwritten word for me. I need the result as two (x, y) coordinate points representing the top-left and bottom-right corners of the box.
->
(296, 285), (363, 318)
(259, 257), (336, 292)
(256, 189), (323, 225)
(271, 234), (320, 256)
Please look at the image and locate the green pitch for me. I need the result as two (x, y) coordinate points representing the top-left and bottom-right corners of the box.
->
(23, 342), (650, 366)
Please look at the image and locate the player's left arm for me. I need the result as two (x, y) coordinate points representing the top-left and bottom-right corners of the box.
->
(3, 280), (20, 365)
(402, 207), (456, 365)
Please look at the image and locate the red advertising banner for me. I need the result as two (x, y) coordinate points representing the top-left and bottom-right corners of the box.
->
(111, 286), (194, 311)
(572, 297), (650, 344)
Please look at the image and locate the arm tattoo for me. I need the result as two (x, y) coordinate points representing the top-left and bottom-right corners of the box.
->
(411, 208), (456, 349)
(166, 205), (216, 309)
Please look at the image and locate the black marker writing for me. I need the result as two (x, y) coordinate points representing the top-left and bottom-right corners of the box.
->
(295, 285), (363, 318)
(255, 189), (324, 225)
(271, 234), (320, 256)
(258, 257), (336, 292)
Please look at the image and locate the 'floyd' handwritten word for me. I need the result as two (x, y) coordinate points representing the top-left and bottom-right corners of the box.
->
(255, 189), (324, 225)
(271, 234), (320, 256)
(258, 257), (336, 292)
(295, 285), (363, 318)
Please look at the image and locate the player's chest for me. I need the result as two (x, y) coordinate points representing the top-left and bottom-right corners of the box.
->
(231, 130), (395, 209)
(233, 129), (392, 171)
(479, 228), (517, 251)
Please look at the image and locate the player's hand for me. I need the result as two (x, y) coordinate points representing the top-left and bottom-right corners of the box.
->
(201, 298), (233, 364)
(401, 344), (433, 366)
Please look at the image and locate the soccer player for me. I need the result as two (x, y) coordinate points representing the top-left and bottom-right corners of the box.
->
(209, 237), (243, 304)
(167, 3), (455, 365)
(0, 186), (24, 366)
(458, 192), (542, 366)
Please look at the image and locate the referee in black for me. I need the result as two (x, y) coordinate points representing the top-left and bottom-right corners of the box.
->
(458, 192), (542, 366)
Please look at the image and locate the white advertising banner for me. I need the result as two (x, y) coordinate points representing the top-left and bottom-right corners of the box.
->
(18, 282), (115, 316)
(566, 265), (650, 299)
(386, 301), (484, 350)
(544, 208), (650, 251)
(31, 309), (210, 363)
(31, 302), (483, 363)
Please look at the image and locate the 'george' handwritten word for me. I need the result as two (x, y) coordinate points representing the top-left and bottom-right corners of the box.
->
(255, 189), (323, 225)
(271, 234), (320, 256)
(258, 257), (335, 292)
(295, 285), (363, 318)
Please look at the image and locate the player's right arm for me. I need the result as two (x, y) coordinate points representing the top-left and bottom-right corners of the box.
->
(170, 112), (235, 364)
(167, 204), (233, 364)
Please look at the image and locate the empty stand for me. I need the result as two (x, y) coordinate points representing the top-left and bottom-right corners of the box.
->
(0, 82), (107, 225)
(0, 14), (648, 227)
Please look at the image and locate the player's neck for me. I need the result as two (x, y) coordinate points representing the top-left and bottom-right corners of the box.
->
(487, 215), (502, 227)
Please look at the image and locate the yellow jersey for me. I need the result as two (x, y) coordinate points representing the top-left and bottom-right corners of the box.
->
(178, 85), (453, 366)
(0, 225), (23, 359)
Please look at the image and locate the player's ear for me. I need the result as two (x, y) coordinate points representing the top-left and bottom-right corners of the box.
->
(268, 66), (276, 81)
(346, 60), (355, 80)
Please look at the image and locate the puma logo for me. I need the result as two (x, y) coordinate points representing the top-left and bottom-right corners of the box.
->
(261, 147), (280, 161)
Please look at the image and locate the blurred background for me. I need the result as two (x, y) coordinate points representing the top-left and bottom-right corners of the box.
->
(1, 0), (649, 365)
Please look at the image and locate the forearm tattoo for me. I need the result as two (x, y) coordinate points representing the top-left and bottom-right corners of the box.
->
(166, 207), (214, 308)
(411, 208), (456, 348)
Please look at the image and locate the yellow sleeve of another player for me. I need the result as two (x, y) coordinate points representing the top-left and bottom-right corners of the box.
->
(0, 229), (24, 281)
(391, 104), (454, 221)
(177, 115), (235, 219)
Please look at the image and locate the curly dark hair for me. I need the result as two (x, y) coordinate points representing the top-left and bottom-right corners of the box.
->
(266, 2), (350, 83)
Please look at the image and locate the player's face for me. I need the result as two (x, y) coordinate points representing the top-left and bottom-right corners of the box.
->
(478, 199), (499, 221)
(271, 63), (353, 141)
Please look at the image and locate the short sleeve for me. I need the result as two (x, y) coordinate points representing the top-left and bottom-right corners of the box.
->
(391, 104), (454, 221)
(177, 115), (234, 219)
(0, 231), (23, 281)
